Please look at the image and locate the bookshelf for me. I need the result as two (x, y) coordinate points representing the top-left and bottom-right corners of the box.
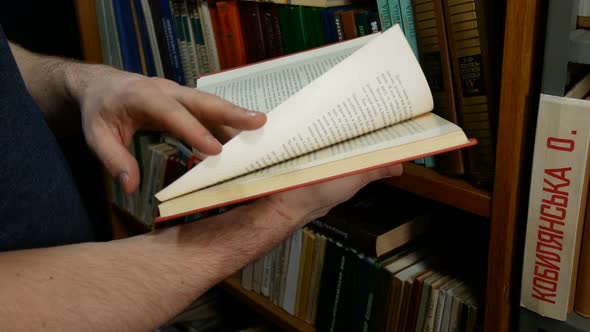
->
(73, 0), (545, 331)
(384, 163), (491, 217)
(221, 276), (316, 332)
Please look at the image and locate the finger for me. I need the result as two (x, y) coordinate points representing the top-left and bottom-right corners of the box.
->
(208, 125), (240, 143)
(324, 164), (404, 200)
(86, 127), (140, 195)
(137, 92), (224, 155)
(172, 87), (266, 130)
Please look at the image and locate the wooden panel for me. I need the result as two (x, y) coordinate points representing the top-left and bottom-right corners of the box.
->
(220, 276), (316, 332)
(73, 0), (102, 63)
(484, 0), (545, 331)
(382, 163), (492, 217)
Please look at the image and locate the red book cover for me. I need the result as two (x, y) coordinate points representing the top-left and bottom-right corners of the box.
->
(216, 0), (247, 68)
(206, 0), (227, 69)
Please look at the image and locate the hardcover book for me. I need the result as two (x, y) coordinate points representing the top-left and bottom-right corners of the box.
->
(154, 26), (476, 222)
(520, 78), (590, 320)
(310, 184), (434, 258)
(441, 0), (504, 188)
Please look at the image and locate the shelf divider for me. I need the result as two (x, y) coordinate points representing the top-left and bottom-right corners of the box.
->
(220, 276), (316, 332)
(381, 163), (492, 217)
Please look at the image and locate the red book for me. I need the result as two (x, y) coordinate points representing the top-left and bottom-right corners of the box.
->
(153, 27), (477, 223)
(215, 0), (247, 68)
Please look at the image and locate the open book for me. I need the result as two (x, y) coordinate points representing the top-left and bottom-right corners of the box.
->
(154, 25), (476, 222)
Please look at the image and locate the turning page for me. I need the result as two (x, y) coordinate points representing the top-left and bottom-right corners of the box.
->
(157, 25), (433, 201)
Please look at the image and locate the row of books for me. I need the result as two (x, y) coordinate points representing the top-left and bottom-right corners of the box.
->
(520, 71), (590, 321)
(110, 132), (199, 225)
(104, 0), (501, 189)
(238, 184), (487, 331)
(95, 0), (381, 86)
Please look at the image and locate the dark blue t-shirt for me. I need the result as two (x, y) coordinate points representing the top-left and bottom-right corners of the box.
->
(0, 25), (94, 250)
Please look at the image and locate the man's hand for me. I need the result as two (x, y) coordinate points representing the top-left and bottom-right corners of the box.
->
(74, 68), (266, 194)
(258, 164), (403, 227)
(9, 42), (266, 195)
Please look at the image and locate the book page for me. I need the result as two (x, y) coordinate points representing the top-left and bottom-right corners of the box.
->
(157, 25), (433, 201)
(198, 50), (360, 113)
(197, 33), (378, 91)
(186, 113), (461, 193)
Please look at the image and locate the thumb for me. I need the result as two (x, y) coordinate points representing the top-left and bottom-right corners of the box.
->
(359, 164), (404, 185)
(88, 131), (140, 195)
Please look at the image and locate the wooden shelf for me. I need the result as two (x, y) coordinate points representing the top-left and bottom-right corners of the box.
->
(381, 163), (492, 217)
(220, 276), (316, 332)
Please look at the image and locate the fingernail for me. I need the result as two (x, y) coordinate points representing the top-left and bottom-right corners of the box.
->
(118, 172), (129, 184)
(207, 135), (221, 147)
(385, 164), (403, 177)
(247, 110), (260, 117)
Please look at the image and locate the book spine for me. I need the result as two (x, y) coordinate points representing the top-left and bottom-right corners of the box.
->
(134, 0), (159, 77)
(140, 0), (166, 77)
(112, 0), (143, 74)
(96, 0), (113, 66)
(215, 0), (248, 68)
(388, 0), (403, 30)
(271, 241), (287, 305)
(197, 0), (221, 72)
(295, 229), (315, 319)
(413, 0), (464, 175)
(310, 217), (378, 257)
(340, 9), (358, 40)
(187, 0), (212, 73)
(238, 1), (267, 63)
(171, 0), (198, 86)
(334, 10), (345, 41)
(283, 228), (303, 315)
(240, 262), (254, 290)
(376, 0), (393, 30)
(159, 0), (187, 84)
(315, 239), (344, 332)
(520, 94), (590, 320)
(398, 0), (418, 58)
(181, 0), (202, 82)
(148, 0), (176, 80)
(129, 0), (149, 75)
(442, 0), (499, 188)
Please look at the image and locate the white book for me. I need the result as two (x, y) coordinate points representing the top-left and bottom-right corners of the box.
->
(283, 228), (303, 315)
(520, 79), (590, 320)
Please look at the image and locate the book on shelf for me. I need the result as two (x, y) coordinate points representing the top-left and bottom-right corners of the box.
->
(153, 25), (477, 222)
(413, 0), (464, 176)
(441, 0), (504, 188)
(309, 183), (435, 258)
(241, 0), (369, 8)
(520, 73), (590, 321)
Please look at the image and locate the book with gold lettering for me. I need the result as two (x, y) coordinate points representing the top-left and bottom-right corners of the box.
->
(154, 26), (476, 222)
(413, 0), (464, 175)
(441, 0), (504, 188)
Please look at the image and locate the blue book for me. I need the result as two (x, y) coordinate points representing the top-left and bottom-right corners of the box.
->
(133, 0), (157, 77)
(320, 6), (356, 44)
(159, 0), (186, 85)
(112, 0), (143, 74)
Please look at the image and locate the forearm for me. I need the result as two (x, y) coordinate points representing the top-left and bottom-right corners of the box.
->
(8, 42), (119, 133)
(0, 200), (296, 331)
